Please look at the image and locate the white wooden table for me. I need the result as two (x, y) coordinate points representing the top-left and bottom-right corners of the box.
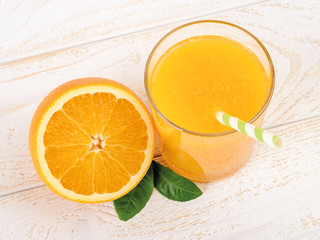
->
(1, 0), (320, 239)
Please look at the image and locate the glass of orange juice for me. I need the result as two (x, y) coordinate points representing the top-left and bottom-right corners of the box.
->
(145, 20), (274, 182)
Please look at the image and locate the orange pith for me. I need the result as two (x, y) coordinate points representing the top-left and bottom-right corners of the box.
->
(29, 78), (155, 203)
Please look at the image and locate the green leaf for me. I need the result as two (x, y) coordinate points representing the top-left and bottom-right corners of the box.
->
(152, 161), (202, 202)
(114, 166), (154, 221)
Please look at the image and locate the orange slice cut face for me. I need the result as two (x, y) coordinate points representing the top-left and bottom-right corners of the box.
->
(29, 78), (155, 203)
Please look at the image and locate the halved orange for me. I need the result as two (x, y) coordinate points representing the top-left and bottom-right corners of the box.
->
(29, 78), (155, 203)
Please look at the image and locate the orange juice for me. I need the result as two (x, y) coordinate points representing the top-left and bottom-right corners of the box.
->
(145, 21), (274, 181)
(150, 35), (271, 134)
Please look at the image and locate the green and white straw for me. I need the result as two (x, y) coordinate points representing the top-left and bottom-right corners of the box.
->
(216, 111), (282, 148)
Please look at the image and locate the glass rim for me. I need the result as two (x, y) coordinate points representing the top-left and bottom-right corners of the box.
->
(144, 20), (275, 137)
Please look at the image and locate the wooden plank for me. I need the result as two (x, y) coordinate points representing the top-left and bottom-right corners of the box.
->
(0, 0), (319, 197)
(0, 0), (264, 63)
(1, 116), (320, 239)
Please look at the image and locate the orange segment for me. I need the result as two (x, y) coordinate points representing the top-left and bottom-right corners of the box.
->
(103, 98), (148, 151)
(97, 151), (131, 193)
(44, 110), (91, 147)
(93, 92), (118, 135)
(29, 78), (155, 203)
(60, 151), (96, 195)
(45, 145), (90, 179)
(62, 93), (97, 135)
(94, 152), (111, 194)
(105, 145), (145, 176)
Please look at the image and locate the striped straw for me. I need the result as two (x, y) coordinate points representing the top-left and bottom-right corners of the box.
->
(216, 111), (282, 148)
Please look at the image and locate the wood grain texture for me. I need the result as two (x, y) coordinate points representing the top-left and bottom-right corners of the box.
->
(1, 0), (320, 238)
(1, 116), (320, 239)
(0, 0), (265, 63)
(0, 0), (319, 196)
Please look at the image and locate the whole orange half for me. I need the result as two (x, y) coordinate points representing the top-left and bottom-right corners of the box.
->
(29, 78), (156, 203)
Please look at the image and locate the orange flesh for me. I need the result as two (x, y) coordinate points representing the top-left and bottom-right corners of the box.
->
(43, 92), (148, 195)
